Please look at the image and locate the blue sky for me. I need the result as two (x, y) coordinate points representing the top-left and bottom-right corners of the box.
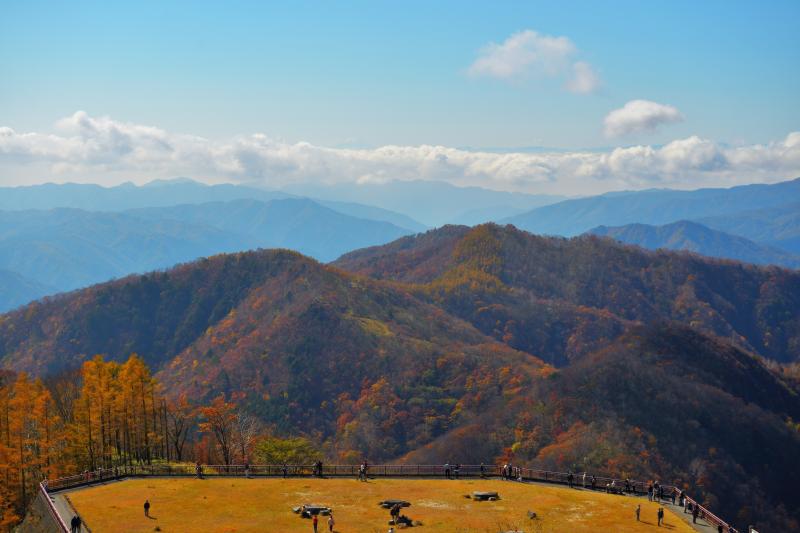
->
(1, 0), (799, 193)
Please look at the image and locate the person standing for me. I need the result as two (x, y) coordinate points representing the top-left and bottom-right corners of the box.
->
(582, 472), (587, 488)
(635, 505), (641, 522)
(327, 512), (335, 532)
(144, 499), (151, 517)
(312, 514), (318, 533)
(70, 515), (79, 533)
(658, 507), (664, 526)
(693, 506), (699, 524)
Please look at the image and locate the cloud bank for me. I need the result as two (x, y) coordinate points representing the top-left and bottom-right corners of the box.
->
(1, 112), (799, 195)
(604, 99), (684, 137)
(468, 30), (601, 94)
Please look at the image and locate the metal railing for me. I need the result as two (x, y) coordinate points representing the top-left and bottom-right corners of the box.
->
(38, 481), (70, 532)
(43, 463), (735, 531)
(673, 487), (734, 532)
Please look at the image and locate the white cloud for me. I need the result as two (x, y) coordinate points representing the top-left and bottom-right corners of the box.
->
(468, 30), (600, 94)
(604, 99), (684, 137)
(1, 112), (799, 196)
(566, 61), (601, 94)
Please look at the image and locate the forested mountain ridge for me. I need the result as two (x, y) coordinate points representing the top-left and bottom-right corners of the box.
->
(335, 223), (800, 364)
(0, 248), (545, 460)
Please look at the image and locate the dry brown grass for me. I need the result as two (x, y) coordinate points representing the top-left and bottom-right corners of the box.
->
(67, 477), (696, 532)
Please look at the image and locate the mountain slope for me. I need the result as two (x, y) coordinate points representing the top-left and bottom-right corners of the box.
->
(127, 198), (412, 262)
(0, 249), (543, 460)
(589, 220), (800, 269)
(0, 208), (243, 292)
(335, 224), (800, 364)
(0, 269), (55, 313)
(698, 201), (800, 254)
(503, 177), (800, 236)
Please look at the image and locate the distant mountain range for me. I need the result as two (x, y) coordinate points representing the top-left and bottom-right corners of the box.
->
(0, 179), (427, 232)
(503, 177), (800, 243)
(0, 198), (412, 312)
(589, 220), (800, 269)
(698, 201), (800, 255)
(281, 179), (566, 227)
(2, 225), (798, 531)
(1, 176), (798, 313)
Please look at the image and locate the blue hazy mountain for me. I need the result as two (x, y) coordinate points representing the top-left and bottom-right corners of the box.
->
(504, 178), (800, 237)
(126, 198), (413, 262)
(281, 179), (565, 227)
(315, 200), (428, 232)
(0, 179), (427, 232)
(0, 269), (55, 313)
(697, 201), (800, 255)
(589, 220), (800, 269)
(0, 178), (291, 210)
(0, 199), (412, 310)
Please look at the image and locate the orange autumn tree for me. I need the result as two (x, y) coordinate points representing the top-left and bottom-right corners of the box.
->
(0, 372), (66, 522)
(69, 354), (167, 470)
(198, 395), (238, 466)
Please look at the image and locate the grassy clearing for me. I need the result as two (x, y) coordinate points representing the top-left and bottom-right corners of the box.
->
(67, 477), (695, 533)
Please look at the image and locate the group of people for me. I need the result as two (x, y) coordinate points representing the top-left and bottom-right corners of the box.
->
(500, 463), (522, 481)
(634, 504), (666, 526)
(69, 514), (82, 533)
(647, 480), (668, 501)
(309, 512), (335, 533)
(443, 463), (461, 479)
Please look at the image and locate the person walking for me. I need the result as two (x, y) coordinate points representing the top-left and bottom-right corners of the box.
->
(567, 471), (574, 488)
(635, 504), (640, 521)
(70, 515), (80, 533)
(312, 514), (318, 533)
(658, 507), (664, 526)
(283, 463), (288, 479)
(480, 463), (485, 478)
(327, 512), (335, 532)
(144, 499), (151, 517)
(444, 463), (451, 479)
(582, 472), (587, 488)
